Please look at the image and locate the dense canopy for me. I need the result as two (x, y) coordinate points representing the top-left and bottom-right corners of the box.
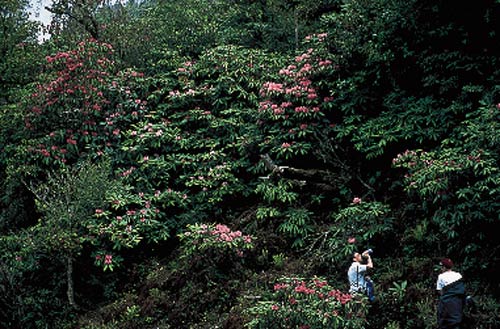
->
(1, 0), (499, 328)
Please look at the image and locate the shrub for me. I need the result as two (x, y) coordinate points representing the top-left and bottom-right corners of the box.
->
(245, 276), (368, 329)
(178, 222), (254, 259)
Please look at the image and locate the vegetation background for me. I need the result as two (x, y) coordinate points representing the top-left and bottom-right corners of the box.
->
(1, 0), (499, 328)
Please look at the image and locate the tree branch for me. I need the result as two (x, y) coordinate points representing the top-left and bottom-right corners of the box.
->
(259, 154), (338, 191)
(45, 5), (99, 39)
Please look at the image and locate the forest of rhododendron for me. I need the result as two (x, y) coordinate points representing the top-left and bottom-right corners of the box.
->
(1, 0), (499, 328)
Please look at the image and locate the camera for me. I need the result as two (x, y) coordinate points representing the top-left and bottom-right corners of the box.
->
(361, 249), (373, 260)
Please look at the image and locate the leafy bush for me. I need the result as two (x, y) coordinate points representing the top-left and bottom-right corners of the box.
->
(2, 1), (500, 328)
(245, 276), (368, 329)
(304, 198), (392, 269)
(393, 102), (500, 277)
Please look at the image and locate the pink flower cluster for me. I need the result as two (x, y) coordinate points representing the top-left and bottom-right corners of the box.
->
(304, 33), (328, 42)
(274, 283), (290, 291)
(294, 281), (316, 295)
(262, 82), (284, 94)
(257, 42), (337, 148)
(262, 276), (359, 327)
(211, 224), (252, 244)
(273, 278), (353, 305)
(181, 223), (254, 257)
(95, 253), (113, 265)
(327, 289), (352, 305)
(392, 149), (418, 165)
(104, 254), (113, 264)
(26, 38), (141, 165)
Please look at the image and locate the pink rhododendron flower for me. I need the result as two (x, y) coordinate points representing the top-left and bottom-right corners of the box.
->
(104, 254), (112, 265)
(274, 283), (289, 291)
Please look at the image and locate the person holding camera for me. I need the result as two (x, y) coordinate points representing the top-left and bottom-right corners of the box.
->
(348, 249), (374, 298)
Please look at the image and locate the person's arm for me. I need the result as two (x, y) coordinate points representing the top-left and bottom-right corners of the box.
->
(436, 275), (444, 295)
(363, 251), (373, 269)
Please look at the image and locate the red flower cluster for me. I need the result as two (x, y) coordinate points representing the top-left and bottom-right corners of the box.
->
(294, 281), (316, 295)
(274, 278), (353, 305)
(327, 289), (352, 305)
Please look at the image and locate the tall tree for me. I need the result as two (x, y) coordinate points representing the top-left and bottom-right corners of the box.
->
(0, 0), (41, 102)
(46, 0), (105, 39)
(28, 160), (114, 308)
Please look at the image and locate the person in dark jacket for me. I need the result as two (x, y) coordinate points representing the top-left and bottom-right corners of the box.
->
(436, 258), (465, 329)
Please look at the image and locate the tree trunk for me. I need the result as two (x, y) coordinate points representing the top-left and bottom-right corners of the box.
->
(294, 10), (299, 50)
(66, 256), (77, 308)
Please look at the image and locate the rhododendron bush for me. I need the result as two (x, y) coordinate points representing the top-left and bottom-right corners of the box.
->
(178, 222), (254, 257)
(21, 38), (148, 171)
(10, 42), (277, 278)
(2, 0), (500, 326)
(392, 102), (500, 257)
(87, 182), (170, 271)
(257, 33), (336, 161)
(250, 34), (342, 249)
(22, 40), (164, 238)
(245, 277), (367, 329)
(117, 45), (287, 228)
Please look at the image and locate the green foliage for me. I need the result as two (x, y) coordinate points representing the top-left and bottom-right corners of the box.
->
(0, 0), (42, 101)
(0, 231), (77, 327)
(219, 0), (328, 53)
(133, 0), (228, 57)
(98, 1), (158, 70)
(255, 179), (316, 248)
(272, 253), (288, 269)
(347, 96), (448, 159)
(118, 45), (287, 232)
(322, 0), (500, 163)
(393, 102), (500, 273)
(278, 207), (315, 248)
(1, 0), (500, 327)
(29, 159), (113, 256)
(256, 180), (299, 204)
(333, 199), (393, 243)
(46, 0), (109, 41)
(245, 276), (368, 328)
(305, 199), (392, 267)
(86, 182), (170, 256)
(251, 33), (342, 248)
(0, 102), (35, 231)
(465, 294), (500, 328)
